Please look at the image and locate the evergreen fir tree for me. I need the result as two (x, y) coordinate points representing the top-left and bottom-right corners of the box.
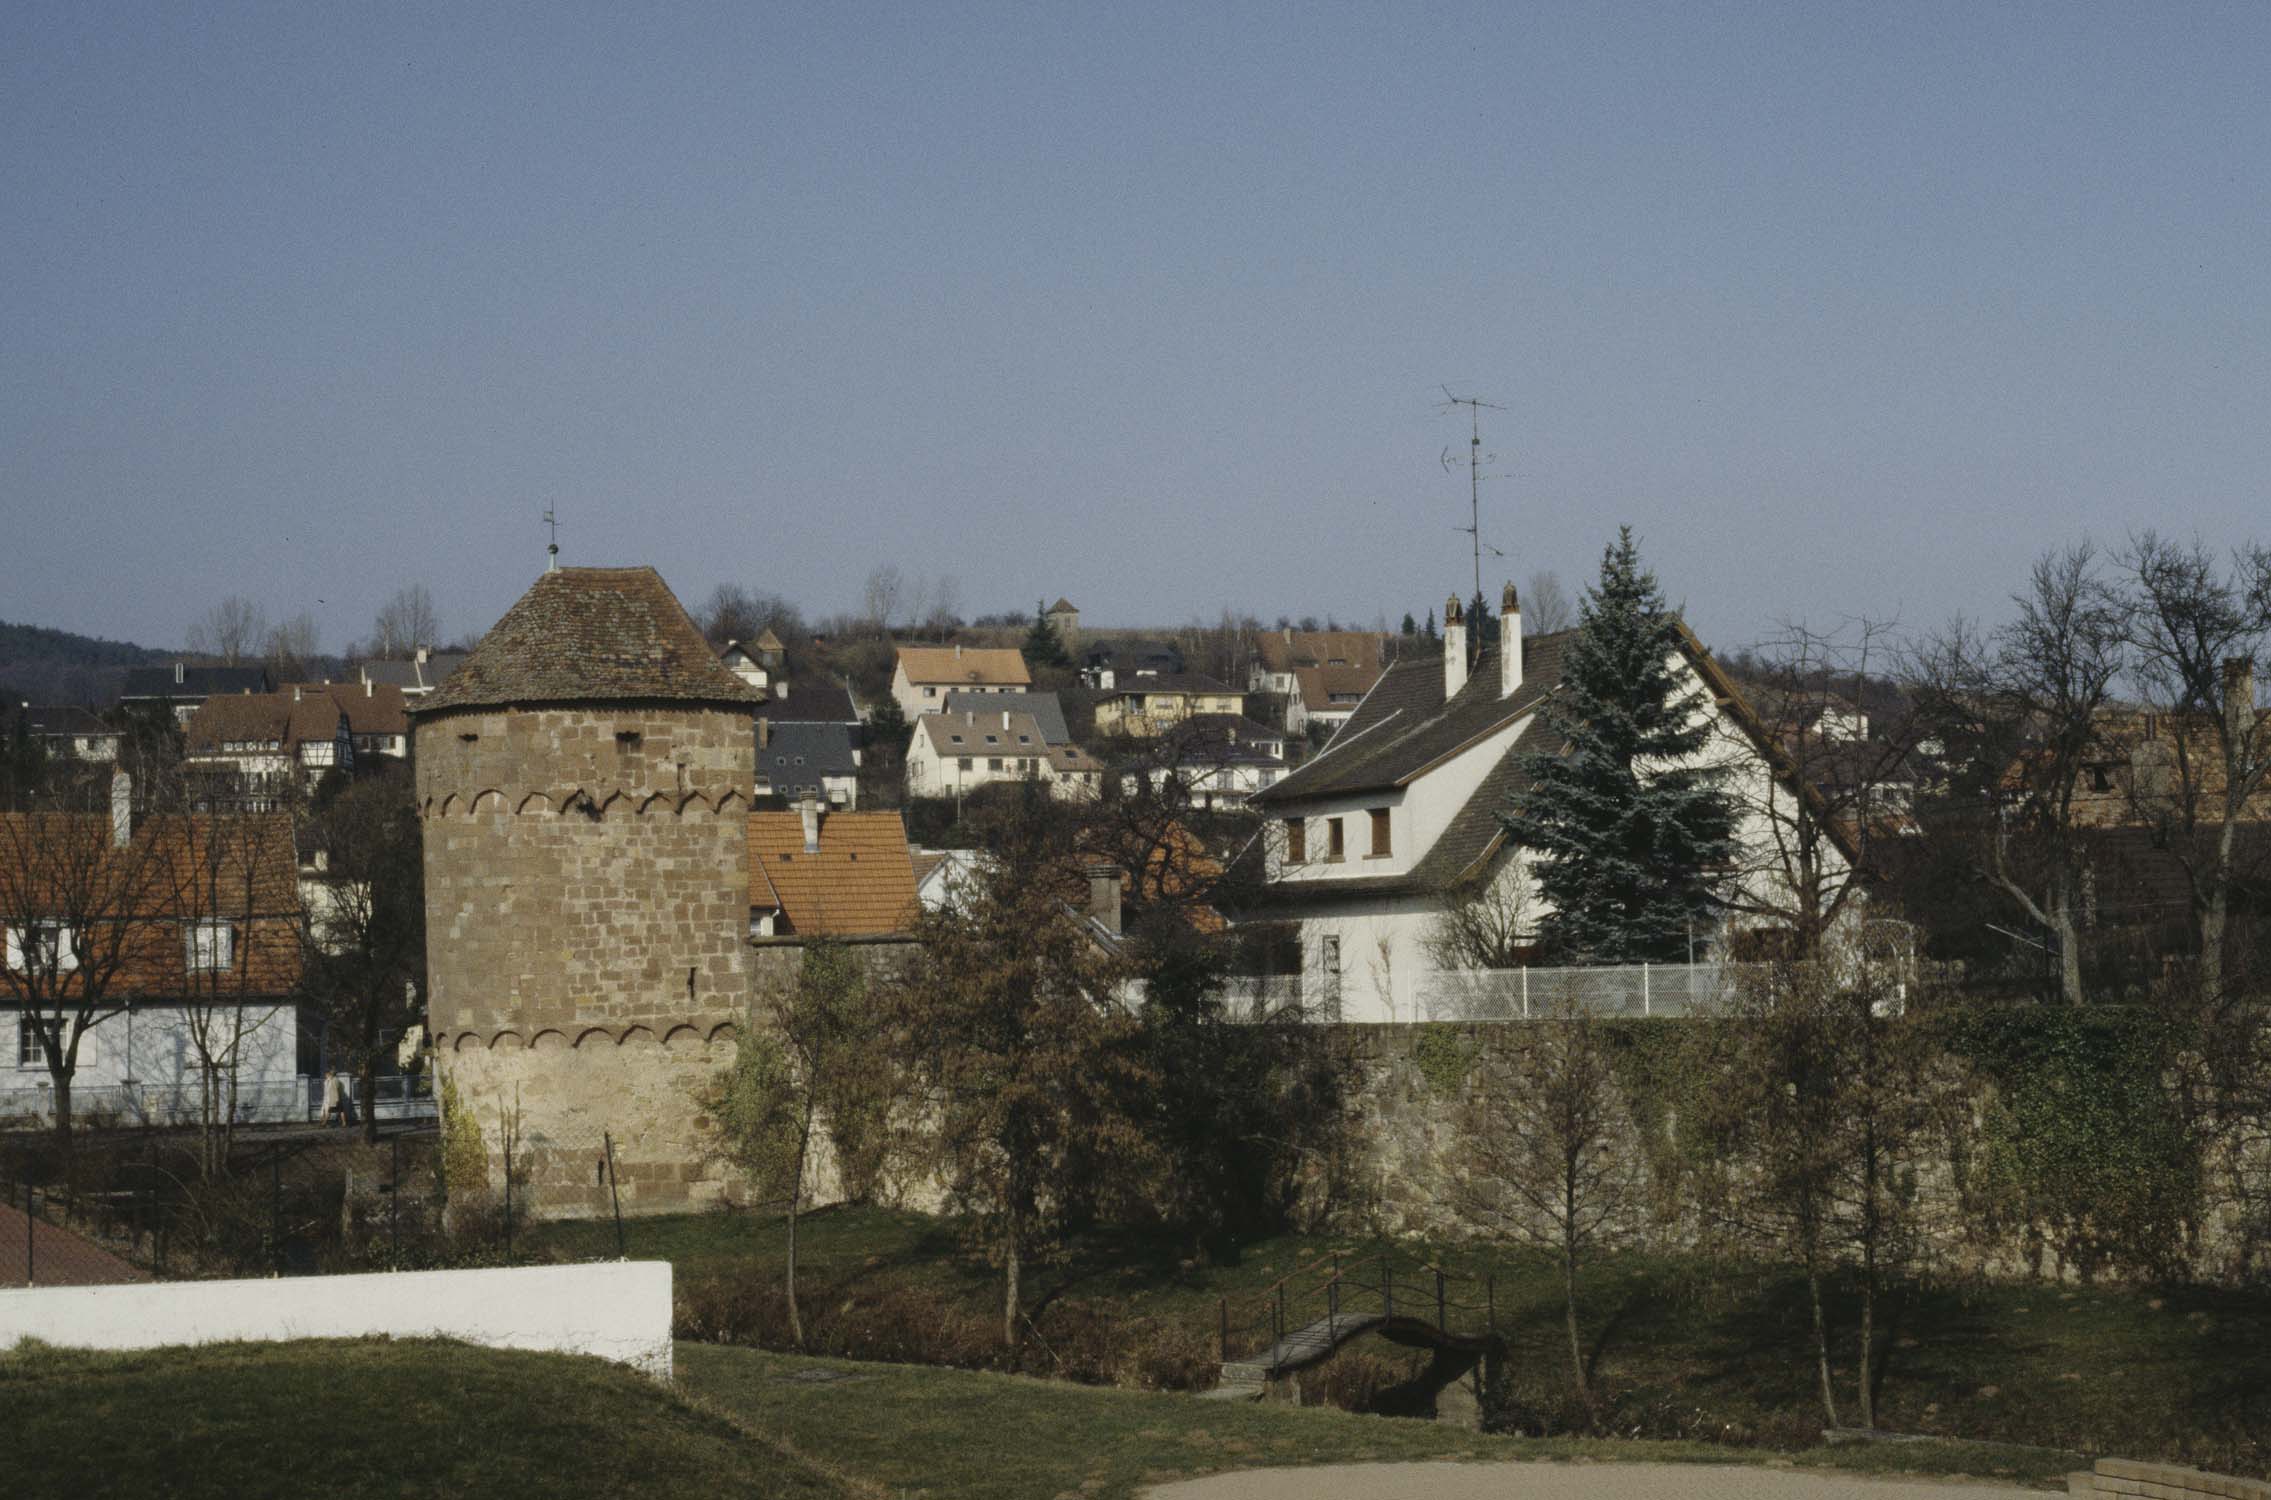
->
(1468, 590), (1498, 649)
(1021, 600), (1070, 669)
(1500, 528), (1736, 963)
(1400, 612), (1417, 638)
(1423, 607), (1438, 644)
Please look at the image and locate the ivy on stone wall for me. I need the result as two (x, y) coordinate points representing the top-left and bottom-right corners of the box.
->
(1412, 1027), (1481, 1098)
(1940, 1006), (2202, 1283)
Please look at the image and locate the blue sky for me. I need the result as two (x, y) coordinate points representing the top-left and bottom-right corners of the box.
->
(6, 3), (2268, 653)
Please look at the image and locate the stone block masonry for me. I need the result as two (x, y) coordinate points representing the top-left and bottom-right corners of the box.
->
(418, 702), (757, 1213)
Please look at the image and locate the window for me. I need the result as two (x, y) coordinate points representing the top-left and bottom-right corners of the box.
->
(4, 923), (75, 975)
(1369, 808), (1391, 858)
(1283, 819), (1306, 863)
(923, 686), (936, 697)
(988, 758), (1004, 771)
(1326, 818), (1345, 861)
(186, 920), (234, 971)
(17, 1017), (39, 1068)
(958, 757), (972, 771)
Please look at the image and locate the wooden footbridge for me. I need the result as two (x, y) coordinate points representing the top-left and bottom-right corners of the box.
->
(1210, 1251), (1505, 1402)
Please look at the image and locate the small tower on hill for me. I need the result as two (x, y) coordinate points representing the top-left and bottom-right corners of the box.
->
(412, 566), (761, 1211)
(1045, 597), (1080, 653)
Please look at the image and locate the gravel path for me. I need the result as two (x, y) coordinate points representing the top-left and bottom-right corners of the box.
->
(1145, 1460), (2045, 1500)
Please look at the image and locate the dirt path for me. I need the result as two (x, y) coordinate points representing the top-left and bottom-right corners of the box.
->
(0, 1199), (150, 1286)
(1145, 1460), (2045, 1500)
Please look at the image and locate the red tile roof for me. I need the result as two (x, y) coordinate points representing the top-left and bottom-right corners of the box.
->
(747, 811), (920, 938)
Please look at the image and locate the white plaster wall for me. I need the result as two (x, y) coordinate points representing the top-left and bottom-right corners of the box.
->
(7, 1003), (299, 1101)
(1294, 896), (1441, 1022)
(0, 1261), (674, 1380)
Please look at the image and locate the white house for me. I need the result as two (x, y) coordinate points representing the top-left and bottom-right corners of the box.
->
(2, 801), (309, 1127)
(907, 709), (1103, 802)
(1242, 587), (1851, 1023)
(1119, 715), (1289, 810)
(890, 645), (1031, 722)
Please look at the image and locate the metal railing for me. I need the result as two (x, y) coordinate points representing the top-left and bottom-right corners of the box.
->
(1218, 1249), (1498, 1368)
(0, 1073), (438, 1131)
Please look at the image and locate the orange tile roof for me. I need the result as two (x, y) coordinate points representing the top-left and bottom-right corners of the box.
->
(896, 645), (1031, 688)
(747, 811), (920, 938)
(0, 812), (303, 997)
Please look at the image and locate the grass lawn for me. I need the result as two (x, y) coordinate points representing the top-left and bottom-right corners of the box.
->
(676, 1342), (2087, 1498)
(1, 1338), (848, 1500)
(542, 1204), (2271, 1471)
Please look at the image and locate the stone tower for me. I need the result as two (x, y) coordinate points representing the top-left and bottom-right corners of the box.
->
(412, 566), (761, 1211)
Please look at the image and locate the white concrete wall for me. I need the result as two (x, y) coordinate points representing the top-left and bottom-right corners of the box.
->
(0, 1260), (674, 1380)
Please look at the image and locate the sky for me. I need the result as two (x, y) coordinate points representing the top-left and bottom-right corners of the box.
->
(5, 3), (2269, 656)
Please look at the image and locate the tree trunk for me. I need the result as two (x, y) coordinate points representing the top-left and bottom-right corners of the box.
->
(1562, 1226), (1591, 1423)
(361, 990), (382, 1146)
(2199, 874), (2229, 1003)
(1003, 1236), (1022, 1351)
(785, 1188), (804, 1351)
(2051, 883), (2084, 1007)
(1806, 1251), (1839, 1429)
(50, 1066), (73, 1147)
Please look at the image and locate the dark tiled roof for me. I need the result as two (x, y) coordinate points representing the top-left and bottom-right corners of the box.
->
(414, 567), (760, 715)
(120, 665), (271, 701)
(1048, 598), (1078, 614)
(1292, 663), (1384, 711)
(357, 654), (467, 692)
(756, 680), (860, 726)
(1252, 632), (1574, 805)
(757, 721), (857, 783)
(23, 706), (114, 737)
(944, 691), (1070, 744)
(184, 691), (345, 754)
(1083, 638), (1183, 672)
(1098, 671), (1237, 699)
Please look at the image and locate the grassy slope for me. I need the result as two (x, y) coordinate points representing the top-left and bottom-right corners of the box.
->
(677, 1343), (2085, 1499)
(546, 1205), (2270, 1470)
(2, 1339), (847, 1500)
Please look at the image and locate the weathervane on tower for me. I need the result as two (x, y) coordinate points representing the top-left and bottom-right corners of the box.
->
(542, 505), (560, 572)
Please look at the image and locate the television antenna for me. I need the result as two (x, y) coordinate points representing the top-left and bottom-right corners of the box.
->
(542, 505), (561, 572)
(1438, 389), (1507, 602)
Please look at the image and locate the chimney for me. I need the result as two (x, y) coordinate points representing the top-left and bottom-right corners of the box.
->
(364, 678), (373, 698)
(1002, 710), (1011, 730)
(1086, 863), (1122, 937)
(110, 770), (132, 849)
(1500, 581), (1523, 698)
(174, 661), (185, 685)
(799, 797), (823, 854)
(1442, 595), (1468, 701)
(757, 718), (771, 750)
(954, 643), (963, 659)
(2225, 657), (2256, 744)
(415, 645), (430, 667)
(292, 685), (302, 702)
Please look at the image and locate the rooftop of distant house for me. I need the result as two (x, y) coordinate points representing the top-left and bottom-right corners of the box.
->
(746, 809), (919, 938)
(895, 644), (1032, 688)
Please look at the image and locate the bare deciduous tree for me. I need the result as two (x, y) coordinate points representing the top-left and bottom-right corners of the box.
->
(299, 769), (425, 1146)
(0, 776), (171, 1141)
(1524, 570), (1575, 634)
(2119, 532), (2271, 999)
(262, 613), (321, 679)
(163, 810), (298, 1177)
(1452, 989), (1643, 1422)
(861, 565), (905, 635)
(186, 597), (268, 665)
(370, 585), (441, 659)
(1910, 544), (2129, 1004)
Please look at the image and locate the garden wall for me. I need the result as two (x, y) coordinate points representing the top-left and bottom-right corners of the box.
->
(0, 1260), (674, 1379)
